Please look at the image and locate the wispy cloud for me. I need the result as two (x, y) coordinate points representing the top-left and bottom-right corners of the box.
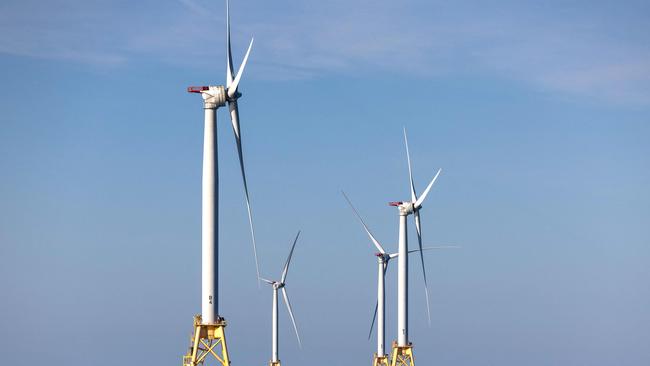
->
(0, 0), (129, 66)
(1, 0), (648, 105)
(177, 0), (209, 17)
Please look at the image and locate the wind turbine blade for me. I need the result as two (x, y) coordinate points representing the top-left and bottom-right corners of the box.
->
(403, 128), (418, 203)
(228, 37), (254, 98)
(368, 300), (378, 340)
(226, 0), (234, 87)
(259, 277), (275, 285)
(228, 100), (260, 285)
(408, 245), (460, 253)
(281, 231), (301, 283)
(414, 211), (432, 326)
(281, 287), (302, 347)
(414, 168), (441, 209)
(341, 191), (386, 254)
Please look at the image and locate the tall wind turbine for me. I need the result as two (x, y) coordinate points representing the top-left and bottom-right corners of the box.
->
(183, 1), (257, 365)
(260, 231), (302, 366)
(389, 129), (442, 366)
(342, 191), (392, 366)
(342, 192), (456, 366)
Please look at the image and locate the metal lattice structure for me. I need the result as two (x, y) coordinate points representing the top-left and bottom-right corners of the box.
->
(184, 316), (231, 366)
(390, 343), (415, 366)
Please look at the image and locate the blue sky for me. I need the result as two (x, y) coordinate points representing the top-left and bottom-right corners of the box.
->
(0, 1), (649, 365)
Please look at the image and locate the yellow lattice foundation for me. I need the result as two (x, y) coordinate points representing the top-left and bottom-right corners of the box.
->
(390, 341), (414, 366)
(269, 361), (281, 366)
(373, 353), (390, 366)
(183, 315), (231, 366)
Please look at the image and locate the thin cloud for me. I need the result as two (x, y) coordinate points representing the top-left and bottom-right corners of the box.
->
(177, 0), (210, 17)
(0, 0), (648, 105)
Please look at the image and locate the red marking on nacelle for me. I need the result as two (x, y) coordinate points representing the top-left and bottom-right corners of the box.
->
(187, 86), (209, 93)
(388, 201), (403, 206)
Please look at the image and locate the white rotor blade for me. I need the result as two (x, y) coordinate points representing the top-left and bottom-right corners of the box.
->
(403, 128), (418, 203)
(228, 100), (260, 284)
(225, 0), (234, 86)
(259, 277), (275, 285)
(281, 231), (300, 284)
(408, 245), (460, 253)
(341, 191), (386, 254)
(281, 287), (302, 347)
(228, 37), (254, 98)
(414, 168), (441, 209)
(414, 211), (432, 326)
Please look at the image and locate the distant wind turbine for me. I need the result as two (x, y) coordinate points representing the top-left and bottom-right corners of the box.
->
(260, 231), (303, 366)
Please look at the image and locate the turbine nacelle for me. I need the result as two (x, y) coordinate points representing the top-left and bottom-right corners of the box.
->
(394, 201), (417, 216)
(188, 85), (227, 108)
(375, 252), (390, 262)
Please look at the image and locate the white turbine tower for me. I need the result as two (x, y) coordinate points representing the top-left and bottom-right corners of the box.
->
(260, 231), (302, 366)
(389, 128), (442, 366)
(342, 192), (456, 366)
(183, 2), (258, 365)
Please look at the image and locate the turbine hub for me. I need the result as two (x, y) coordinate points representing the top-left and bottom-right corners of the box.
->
(227, 89), (242, 101)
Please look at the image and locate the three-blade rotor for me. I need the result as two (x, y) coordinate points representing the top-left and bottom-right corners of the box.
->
(404, 127), (442, 325)
(260, 231), (302, 347)
(224, 0), (260, 284)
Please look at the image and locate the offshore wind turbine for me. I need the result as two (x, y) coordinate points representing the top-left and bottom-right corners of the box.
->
(342, 191), (393, 366)
(342, 192), (456, 366)
(389, 129), (443, 366)
(259, 231), (302, 366)
(183, 1), (257, 365)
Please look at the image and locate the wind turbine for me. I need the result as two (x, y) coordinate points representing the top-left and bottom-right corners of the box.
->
(183, 1), (257, 365)
(342, 192), (456, 366)
(389, 128), (443, 366)
(342, 191), (392, 366)
(260, 231), (302, 366)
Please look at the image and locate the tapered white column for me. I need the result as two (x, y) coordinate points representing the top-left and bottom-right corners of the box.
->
(377, 259), (386, 356)
(202, 106), (218, 324)
(272, 286), (279, 363)
(397, 212), (408, 346)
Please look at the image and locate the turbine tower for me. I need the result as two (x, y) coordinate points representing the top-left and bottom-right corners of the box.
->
(259, 231), (302, 366)
(183, 1), (258, 365)
(343, 192), (456, 366)
(390, 129), (442, 366)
